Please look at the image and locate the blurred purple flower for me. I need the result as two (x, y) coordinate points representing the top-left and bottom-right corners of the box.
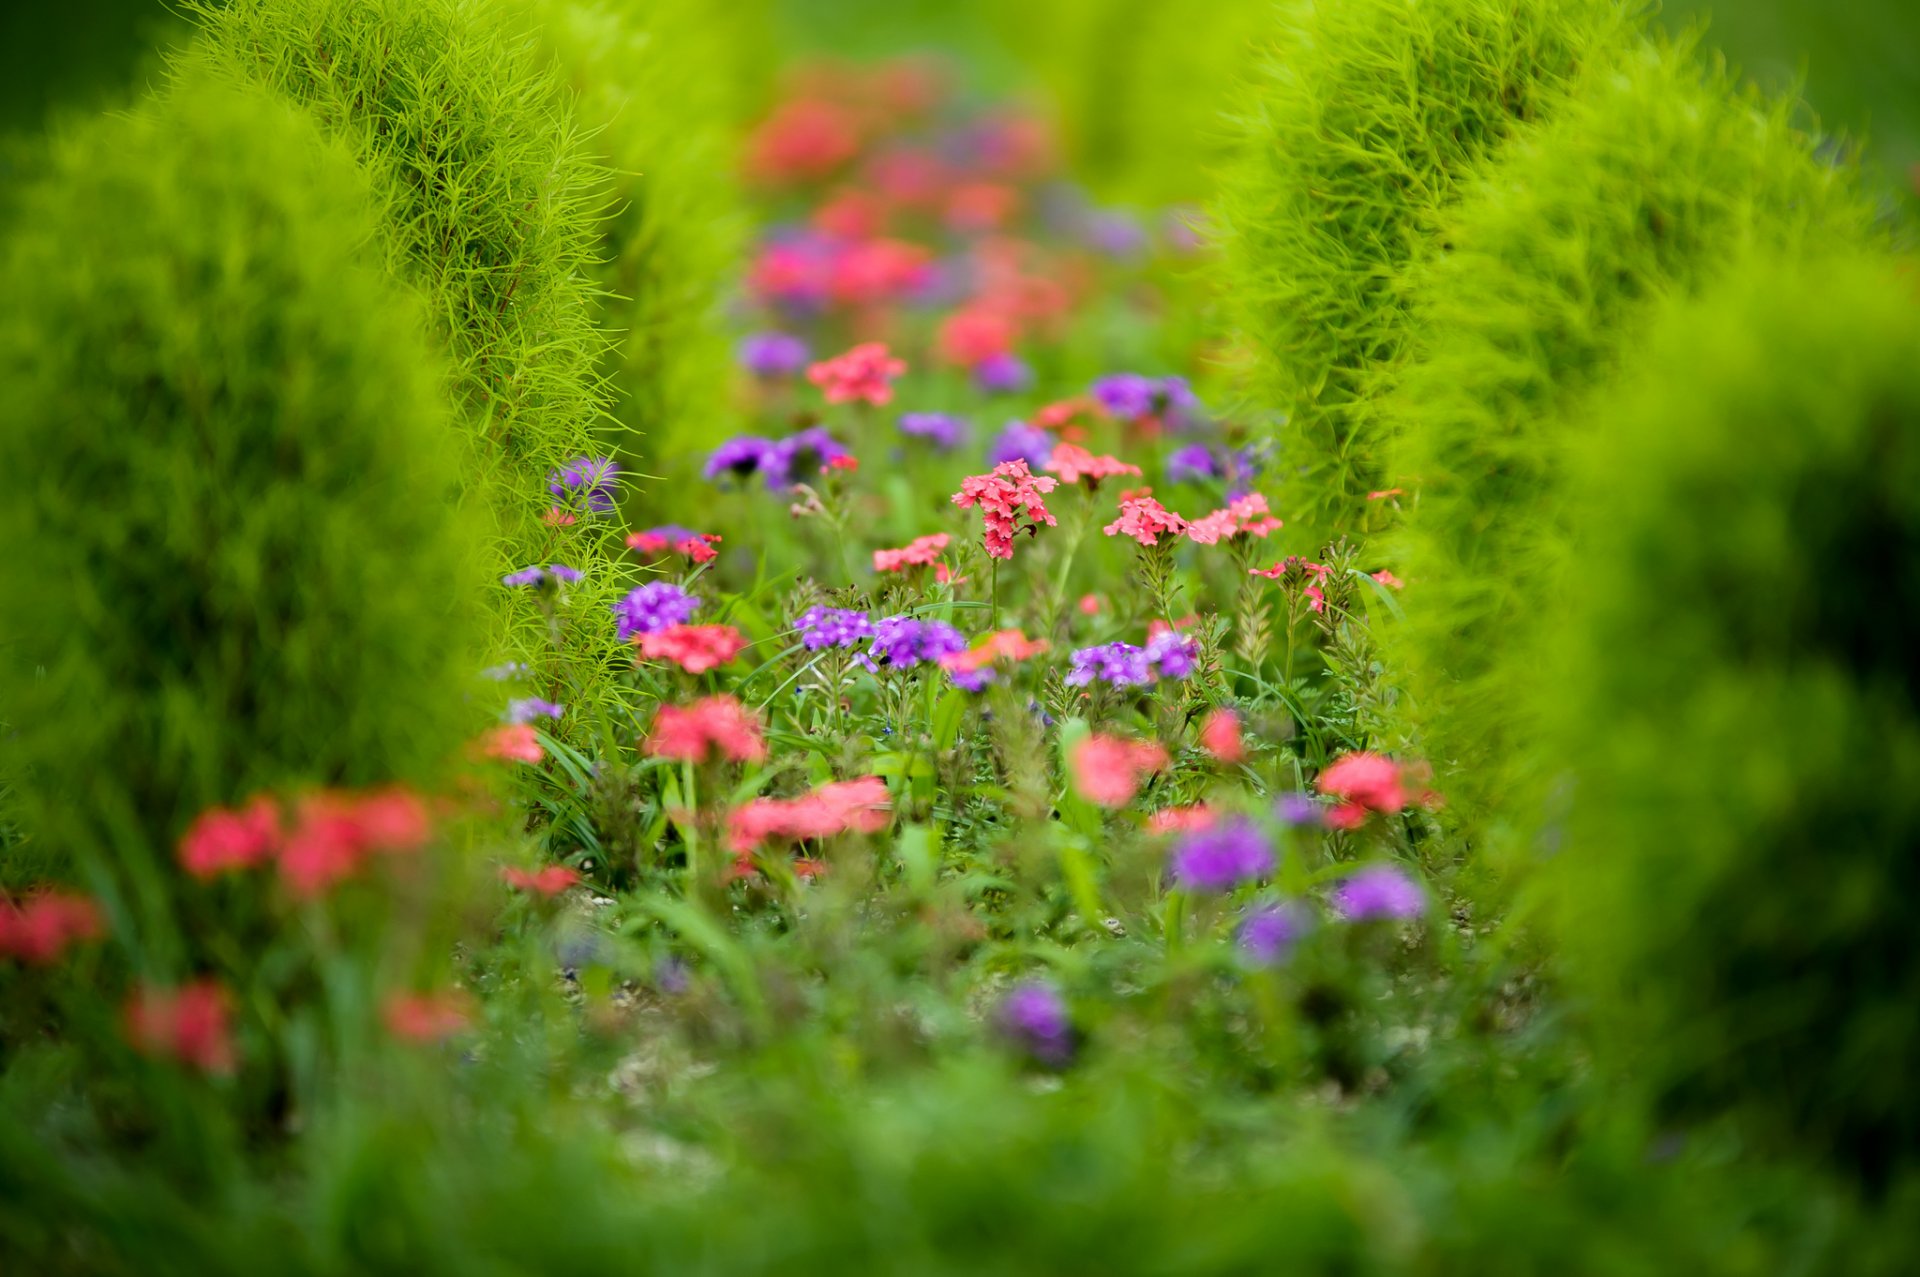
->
(1085, 209), (1148, 260)
(501, 564), (581, 588)
(1274, 793), (1324, 828)
(796, 606), (876, 650)
(988, 421), (1055, 467)
(1145, 631), (1198, 680)
(1091, 373), (1157, 421)
(548, 456), (620, 514)
(738, 331), (810, 377)
(1237, 902), (1311, 965)
(998, 981), (1073, 1066)
(1064, 641), (1153, 688)
(974, 352), (1034, 395)
(1166, 443), (1220, 484)
(1168, 817), (1273, 893)
(507, 697), (565, 724)
(614, 582), (701, 640)
(870, 616), (968, 669)
(898, 412), (968, 450)
(705, 435), (780, 483)
(766, 426), (851, 487)
(1330, 864), (1426, 922)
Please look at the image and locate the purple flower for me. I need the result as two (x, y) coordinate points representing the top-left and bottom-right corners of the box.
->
(704, 436), (780, 483)
(482, 662), (530, 681)
(997, 981), (1073, 1066)
(1065, 641), (1153, 688)
(507, 697), (565, 724)
(1145, 631), (1198, 681)
(654, 955), (691, 995)
(987, 420), (1055, 467)
(1237, 902), (1311, 966)
(1168, 817), (1273, 893)
(614, 582), (701, 640)
(501, 564), (581, 589)
(1085, 209), (1147, 260)
(1274, 793), (1324, 828)
(548, 456), (620, 514)
(1159, 377), (1201, 428)
(947, 666), (995, 692)
(869, 616), (967, 669)
(738, 331), (810, 377)
(796, 606), (876, 650)
(1164, 207), (1206, 254)
(1330, 864), (1426, 922)
(974, 352), (1034, 396)
(767, 426), (851, 488)
(1091, 373), (1157, 421)
(898, 412), (968, 450)
(1166, 443), (1220, 485)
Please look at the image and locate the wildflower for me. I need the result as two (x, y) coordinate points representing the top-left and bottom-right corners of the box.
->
(1034, 398), (1089, 431)
(1200, 709), (1244, 764)
(482, 723), (544, 765)
(1274, 793), (1324, 828)
(973, 352), (1033, 395)
(1168, 817), (1273, 893)
(987, 420), (1055, 467)
(1330, 864), (1427, 922)
(738, 331), (811, 377)
(1103, 490), (1187, 545)
(1144, 630), (1199, 680)
(1165, 443), (1219, 485)
(1371, 569), (1404, 589)
(952, 460), (1058, 559)
(482, 662), (529, 681)
(1084, 209), (1148, 259)
(1044, 442), (1141, 488)
(704, 435), (781, 483)
(827, 239), (934, 308)
(727, 776), (892, 852)
(808, 341), (907, 406)
(997, 981), (1073, 1066)
(502, 865), (582, 896)
(747, 98), (862, 185)
(382, 990), (474, 1044)
(1090, 373), (1157, 421)
(1146, 804), (1217, 835)
(1316, 751), (1408, 816)
(645, 696), (768, 764)
(276, 788), (433, 900)
(898, 412), (968, 450)
(124, 980), (234, 1074)
(1069, 733), (1169, 807)
(542, 508), (577, 527)
(548, 456), (620, 515)
(507, 698), (564, 724)
(626, 526), (722, 564)
(869, 616), (968, 669)
(636, 624), (749, 675)
(767, 426), (852, 486)
(1064, 642), (1153, 688)
(939, 629), (1049, 690)
(937, 307), (1016, 367)
(501, 564), (582, 589)
(178, 796), (280, 880)
(947, 180), (1022, 232)
(1366, 488), (1405, 501)
(1237, 902), (1311, 966)
(796, 606), (878, 652)
(873, 533), (951, 573)
(614, 582), (702, 640)
(0, 889), (106, 965)
(1077, 594), (1102, 615)
(1186, 493), (1283, 545)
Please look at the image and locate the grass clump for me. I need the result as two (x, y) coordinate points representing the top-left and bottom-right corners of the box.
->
(1542, 252), (1920, 1191)
(1382, 40), (1879, 834)
(1212, 0), (1637, 549)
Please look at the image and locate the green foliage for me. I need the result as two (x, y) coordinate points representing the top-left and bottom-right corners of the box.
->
(180, 0), (633, 715)
(1383, 40), (1878, 832)
(1212, 0), (1637, 549)
(1543, 252), (1920, 1189)
(0, 82), (483, 930)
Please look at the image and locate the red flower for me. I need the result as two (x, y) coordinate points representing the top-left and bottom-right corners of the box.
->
(1069, 734), (1170, 808)
(626, 529), (722, 565)
(946, 181), (1022, 233)
(482, 723), (544, 764)
(1200, 709), (1245, 765)
(1077, 594), (1103, 615)
(1043, 442), (1141, 488)
(1146, 804), (1217, 835)
(276, 788), (433, 901)
(382, 990), (475, 1045)
(937, 307), (1017, 367)
(1103, 490), (1188, 546)
(1034, 398), (1090, 430)
(951, 460), (1059, 560)
(808, 341), (908, 405)
(501, 865), (581, 896)
(645, 696), (768, 764)
(873, 532), (950, 573)
(727, 776), (892, 853)
(636, 624), (749, 674)
(1186, 494), (1283, 545)
(178, 795), (280, 879)
(0, 889), (106, 965)
(124, 980), (235, 1074)
(1366, 488), (1405, 501)
(747, 98), (862, 185)
(1371, 569), (1404, 589)
(1316, 752), (1408, 817)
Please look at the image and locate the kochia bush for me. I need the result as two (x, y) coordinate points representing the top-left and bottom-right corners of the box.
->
(1542, 253), (1920, 1188)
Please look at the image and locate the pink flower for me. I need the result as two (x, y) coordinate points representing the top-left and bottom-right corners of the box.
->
(808, 341), (907, 405)
(1043, 442), (1141, 488)
(124, 980), (235, 1074)
(1366, 488), (1405, 501)
(1103, 489), (1188, 546)
(501, 865), (582, 896)
(0, 889), (106, 965)
(1077, 594), (1103, 615)
(951, 460), (1059, 559)
(1186, 494), (1283, 545)
(626, 528), (722, 564)
(1200, 709), (1245, 765)
(939, 629), (1050, 677)
(1069, 734), (1170, 807)
(873, 532), (951, 573)
(276, 788), (433, 901)
(178, 796), (281, 879)
(382, 990), (475, 1044)
(937, 306), (1017, 367)
(482, 723), (544, 764)
(636, 624), (749, 674)
(1316, 752), (1414, 826)
(645, 696), (768, 764)
(1371, 569), (1403, 589)
(1146, 804), (1217, 834)
(727, 776), (892, 852)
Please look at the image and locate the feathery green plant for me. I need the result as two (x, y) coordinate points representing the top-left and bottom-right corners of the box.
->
(181, 0), (634, 722)
(0, 81), (483, 947)
(1382, 39), (1878, 833)
(1541, 252), (1920, 1189)
(1211, 0), (1638, 550)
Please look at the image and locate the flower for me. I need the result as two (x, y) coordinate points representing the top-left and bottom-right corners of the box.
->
(382, 990), (475, 1044)
(704, 435), (781, 483)
(997, 981), (1073, 1066)
(795, 606), (878, 652)
(898, 412), (968, 450)
(482, 723), (544, 764)
(1077, 593), (1102, 615)
(482, 662), (530, 681)
(766, 426), (852, 486)
(727, 776), (892, 852)
(872, 533), (951, 573)
(276, 788), (433, 900)
(124, 980), (234, 1074)
(1103, 490), (1187, 545)
(1044, 442), (1141, 487)
(645, 696), (768, 763)
(614, 582), (702, 640)
(1090, 372), (1157, 420)
(973, 351), (1033, 395)
(1274, 793), (1324, 828)
(1146, 804), (1217, 835)
(1069, 734), (1169, 807)
(952, 460), (1058, 560)
(507, 697), (564, 724)
(636, 624), (749, 674)
(178, 796), (280, 880)
(738, 331), (811, 377)
(1144, 630), (1198, 680)
(939, 629), (1049, 690)
(1084, 209), (1147, 259)
(502, 865), (582, 896)
(0, 889), (106, 965)
(808, 341), (907, 405)
(627, 526), (722, 564)
(937, 307), (1016, 366)
(501, 564), (582, 588)
(1316, 751), (1408, 815)
(1165, 443), (1219, 484)
(1168, 817), (1273, 893)
(1371, 569), (1404, 589)
(1237, 902), (1311, 966)
(869, 616), (968, 669)
(548, 456), (620, 514)
(1330, 864), (1427, 922)
(1186, 493), (1282, 545)
(1064, 641), (1153, 688)
(1366, 488), (1405, 501)
(987, 420), (1055, 467)
(1200, 709), (1244, 764)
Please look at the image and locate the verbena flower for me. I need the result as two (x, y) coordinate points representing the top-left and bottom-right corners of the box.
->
(1315, 750), (1417, 829)
(1166, 442), (1219, 485)
(1330, 864), (1426, 922)
(501, 564), (582, 588)
(481, 662), (529, 681)
(1069, 733), (1169, 807)
(627, 526), (722, 564)
(548, 456), (620, 514)
(0, 889), (106, 965)
(1144, 630), (1199, 681)
(507, 697), (565, 724)
(275, 789), (433, 900)
(873, 532), (951, 573)
(1274, 793), (1324, 828)
(952, 460), (1058, 559)
(1085, 209), (1147, 259)
(614, 582), (702, 640)
(898, 411), (968, 450)
(727, 776), (891, 852)
(636, 625), (749, 674)
(973, 351), (1032, 394)
(997, 981), (1074, 1066)
(937, 307), (1015, 366)
(1064, 642), (1153, 688)
(796, 606), (877, 650)
(1238, 902), (1311, 966)
(123, 980), (235, 1074)
(1104, 490), (1188, 545)
(988, 420), (1055, 467)
(869, 616), (968, 669)
(1168, 817), (1273, 893)
(808, 341), (907, 405)
(177, 796), (280, 880)
(1091, 372), (1157, 420)
(1200, 708), (1244, 763)
(501, 865), (582, 896)
(767, 426), (852, 487)
(482, 723), (544, 765)
(646, 696), (767, 763)
(1044, 442), (1141, 487)
(939, 629), (1048, 691)
(738, 331), (811, 377)
(1186, 493), (1283, 545)
(382, 990), (475, 1045)
(1147, 804), (1217, 834)
(704, 435), (781, 483)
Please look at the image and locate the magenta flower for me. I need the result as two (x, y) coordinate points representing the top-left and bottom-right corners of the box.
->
(1330, 864), (1426, 922)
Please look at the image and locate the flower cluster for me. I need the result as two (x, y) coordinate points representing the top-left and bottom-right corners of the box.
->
(1064, 631), (1197, 688)
(872, 532), (950, 573)
(637, 624), (749, 674)
(1103, 490), (1187, 546)
(951, 460), (1058, 559)
(627, 526), (722, 563)
(615, 582), (703, 640)
(727, 776), (892, 853)
(1186, 493), (1282, 545)
(795, 605), (878, 650)
(1168, 817), (1273, 894)
(501, 563), (582, 589)
(869, 615), (968, 669)
(548, 456), (620, 515)
(1070, 733), (1169, 807)
(645, 695), (768, 763)
(1044, 442), (1141, 488)
(938, 628), (1049, 691)
(898, 411), (967, 450)
(808, 341), (907, 405)
(0, 889), (106, 965)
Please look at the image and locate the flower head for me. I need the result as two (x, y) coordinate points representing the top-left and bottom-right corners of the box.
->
(872, 533), (951, 574)
(482, 723), (544, 765)
(869, 616), (968, 669)
(1186, 493), (1283, 545)
(952, 460), (1058, 559)
(382, 990), (475, 1044)
(275, 788), (432, 900)
(0, 889), (106, 965)
(1064, 641), (1153, 688)
(973, 351), (1033, 395)
(178, 796), (280, 880)
(808, 341), (907, 406)
(548, 456), (620, 514)
(1144, 630), (1198, 681)
(1168, 817), (1273, 893)
(614, 582), (702, 640)
(1238, 902), (1311, 966)
(1274, 793), (1324, 828)
(705, 435), (781, 483)
(1330, 864), (1426, 922)
(1103, 490), (1188, 546)
(1090, 373), (1157, 421)
(1316, 752), (1408, 817)
(937, 307), (1015, 367)
(727, 776), (891, 852)
(1200, 709), (1244, 764)
(1146, 804), (1218, 835)
(501, 564), (582, 589)
(627, 526), (722, 564)
(795, 606), (878, 651)
(1069, 733), (1169, 807)
(124, 980), (235, 1074)
(767, 426), (852, 486)
(939, 629), (1049, 690)
(636, 624), (749, 674)
(502, 865), (582, 896)
(1044, 442), (1141, 488)
(507, 697), (564, 724)
(997, 981), (1073, 1066)
(898, 412), (968, 450)
(739, 331), (811, 377)
(645, 696), (768, 764)
(987, 420), (1055, 467)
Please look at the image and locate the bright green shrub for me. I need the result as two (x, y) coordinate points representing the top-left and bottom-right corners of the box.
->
(0, 83), (483, 940)
(1383, 41), (1878, 826)
(1212, 0), (1637, 549)
(181, 0), (632, 711)
(1543, 252), (1920, 1189)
